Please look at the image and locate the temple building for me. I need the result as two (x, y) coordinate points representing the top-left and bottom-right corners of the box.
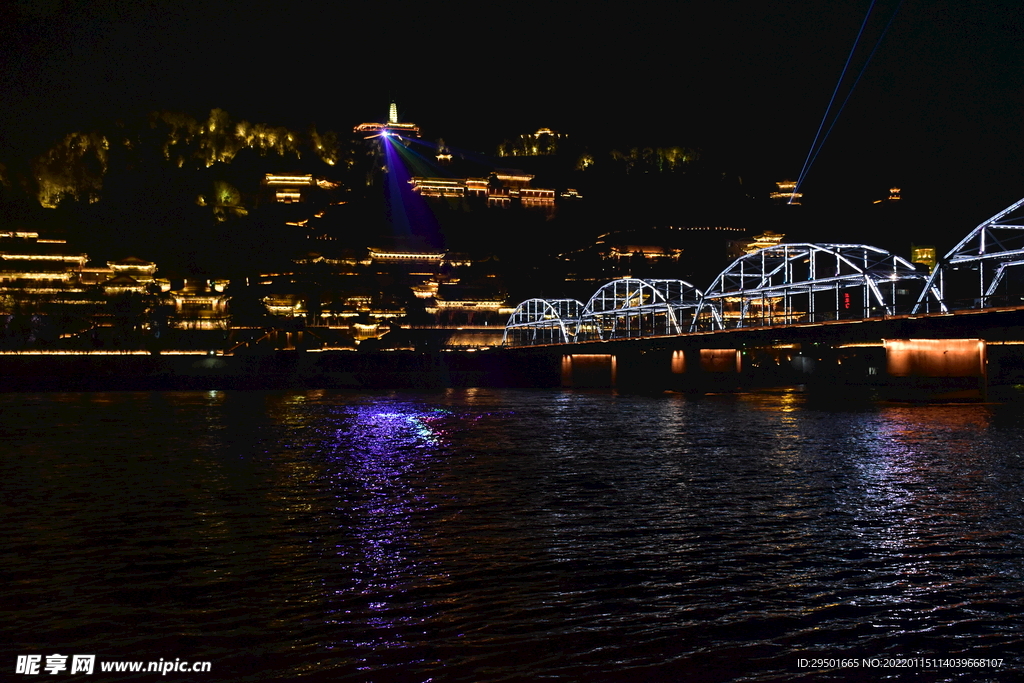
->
(873, 187), (902, 204)
(770, 180), (803, 205)
(82, 256), (163, 291)
(169, 280), (230, 330)
(429, 282), (513, 328)
(353, 102), (421, 139)
(740, 230), (785, 255)
(496, 128), (566, 157)
(262, 174), (315, 204)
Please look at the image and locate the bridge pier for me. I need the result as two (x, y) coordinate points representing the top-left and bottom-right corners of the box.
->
(987, 343), (1024, 386)
(560, 348), (747, 391)
(736, 344), (821, 387)
(883, 338), (987, 401)
(616, 349), (683, 392)
(561, 348), (750, 392)
(688, 348), (743, 392)
(561, 353), (617, 388)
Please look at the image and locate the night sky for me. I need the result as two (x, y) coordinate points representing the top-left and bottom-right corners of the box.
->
(3, 0), (1024, 241)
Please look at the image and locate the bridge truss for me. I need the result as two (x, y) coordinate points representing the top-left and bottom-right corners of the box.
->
(576, 278), (702, 342)
(691, 244), (925, 331)
(502, 298), (585, 346)
(914, 196), (1024, 313)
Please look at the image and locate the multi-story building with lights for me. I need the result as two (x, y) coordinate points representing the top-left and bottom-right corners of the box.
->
(0, 231), (88, 290)
(409, 171), (555, 208)
(0, 230), (236, 344)
(770, 180), (803, 205)
(262, 174), (315, 204)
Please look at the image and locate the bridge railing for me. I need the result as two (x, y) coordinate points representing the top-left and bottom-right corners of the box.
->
(698, 305), (904, 329)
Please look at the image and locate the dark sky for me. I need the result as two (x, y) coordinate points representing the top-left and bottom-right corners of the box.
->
(3, 0), (1024, 231)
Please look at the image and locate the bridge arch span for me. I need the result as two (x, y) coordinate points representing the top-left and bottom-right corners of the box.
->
(692, 243), (925, 331)
(576, 278), (702, 342)
(501, 298), (584, 346)
(914, 196), (1024, 313)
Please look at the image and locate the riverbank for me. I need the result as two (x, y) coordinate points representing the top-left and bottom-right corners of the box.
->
(0, 346), (1015, 401)
(0, 349), (517, 392)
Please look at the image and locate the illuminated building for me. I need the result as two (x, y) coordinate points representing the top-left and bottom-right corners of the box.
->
(496, 128), (566, 157)
(262, 292), (304, 317)
(0, 233), (165, 347)
(263, 174), (315, 203)
(489, 171), (555, 208)
(430, 282), (513, 328)
(409, 171), (555, 208)
(770, 180), (803, 205)
(588, 227), (743, 264)
(367, 248), (446, 263)
(604, 245), (683, 262)
(435, 140), (453, 165)
(82, 257), (165, 291)
(79, 263), (116, 286)
(874, 187), (902, 204)
(493, 171), (536, 190)
(101, 274), (147, 295)
(911, 245), (937, 273)
(169, 280), (230, 330)
(353, 102), (421, 139)
(0, 232), (87, 289)
(740, 231), (785, 255)
(246, 237), (513, 349)
(407, 178), (470, 198)
(108, 256), (158, 284)
(0, 231), (234, 341)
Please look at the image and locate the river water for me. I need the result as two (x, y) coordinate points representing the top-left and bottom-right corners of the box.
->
(3, 388), (1024, 681)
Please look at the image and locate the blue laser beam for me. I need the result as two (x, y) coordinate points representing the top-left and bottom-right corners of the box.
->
(801, 0), (904, 177)
(792, 0), (879, 201)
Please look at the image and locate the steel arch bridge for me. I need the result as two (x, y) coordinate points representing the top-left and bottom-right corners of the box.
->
(501, 298), (585, 346)
(691, 243), (926, 331)
(914, 196), (1024, 313)
(575, 278), (703, 342)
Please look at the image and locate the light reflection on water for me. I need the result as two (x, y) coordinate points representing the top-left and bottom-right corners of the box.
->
(3, 389), (1024, 681)
(323, 403), (449, 664)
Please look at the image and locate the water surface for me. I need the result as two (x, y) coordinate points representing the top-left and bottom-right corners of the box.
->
(3, 389), (1024, 681)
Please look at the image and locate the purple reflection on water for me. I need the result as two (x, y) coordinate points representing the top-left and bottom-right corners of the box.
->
(322, 400), (453, 667)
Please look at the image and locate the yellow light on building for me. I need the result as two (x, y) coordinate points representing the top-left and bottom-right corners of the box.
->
(367, 249), (446, 261)
(771, 180), (802, 205)
(743, 231), (786, 254)
(264, 174), (314, 185)
(911, 245), (937, 273)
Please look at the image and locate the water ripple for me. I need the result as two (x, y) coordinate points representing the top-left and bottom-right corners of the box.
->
(3, 389), (1024, 681)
